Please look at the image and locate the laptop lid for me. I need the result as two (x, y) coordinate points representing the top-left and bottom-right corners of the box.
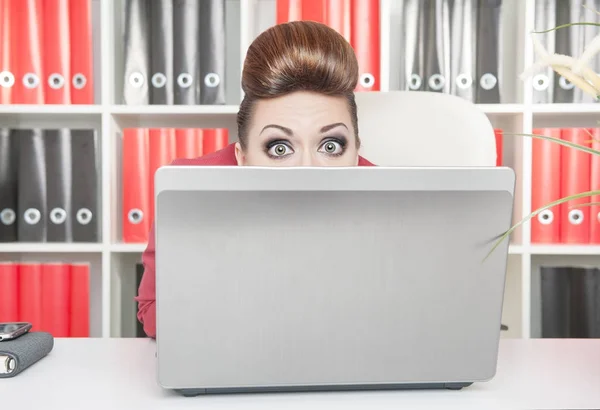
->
(154, 166), (515, 393)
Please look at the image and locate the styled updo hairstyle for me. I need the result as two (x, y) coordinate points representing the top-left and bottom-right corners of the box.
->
(237, 21), (360, 149)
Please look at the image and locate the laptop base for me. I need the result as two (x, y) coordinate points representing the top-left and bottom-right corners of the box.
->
(175, 382), (473, 397)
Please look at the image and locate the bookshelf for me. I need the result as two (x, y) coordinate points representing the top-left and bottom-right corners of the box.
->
(1, 0), (599, 339)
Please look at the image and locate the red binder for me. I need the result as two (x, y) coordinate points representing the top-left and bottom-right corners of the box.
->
(41, 263), (71, 337)
(203, 128), (229, 155)
(494, 129), (503, 166)
(531, 128), (561, 243)
(560, 128), (591, 244)
(175, 128), (203, 159)
(277, 0), (302, 23)
(325, 0), (351, 41)
(0, 262), (18, 322)
(69, 0), (93, 104)
(42, 0), (71, 104)
(350, 0), (380, 91)
(122, 128), (150, 243)
(69, 263), (89, 337)
(589, 128), (600, 243)
(12, 0), (45, 104)
(149, 128), (176, 226)
(0, 0), (13, 104)
(302, 0), (325, 23)
(18, 263), (43, 330)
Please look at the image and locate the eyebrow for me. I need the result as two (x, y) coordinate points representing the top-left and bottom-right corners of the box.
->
(259, 122), (348, 135)
(320, 122), (348, 133)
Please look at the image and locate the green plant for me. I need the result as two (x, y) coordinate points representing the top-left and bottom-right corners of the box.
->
(486, 16), (600, 260)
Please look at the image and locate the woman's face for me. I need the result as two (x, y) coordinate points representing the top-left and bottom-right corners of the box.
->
(235, 91), (359, 166)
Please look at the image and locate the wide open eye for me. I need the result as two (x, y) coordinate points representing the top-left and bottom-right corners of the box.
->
(318, 140), (344, 156)
(267, 143), (294, 158)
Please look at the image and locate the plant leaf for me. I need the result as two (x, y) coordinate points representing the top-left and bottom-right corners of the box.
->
(484, 190), (600, 261)
(533, 22), (600, 34)
(569, 202), (600, 209)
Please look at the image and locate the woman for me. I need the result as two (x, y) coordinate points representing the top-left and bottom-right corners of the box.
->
(135, 20), (376, 338)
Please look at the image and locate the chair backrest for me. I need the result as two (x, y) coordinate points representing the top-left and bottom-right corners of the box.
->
(355, 91), (497, 166)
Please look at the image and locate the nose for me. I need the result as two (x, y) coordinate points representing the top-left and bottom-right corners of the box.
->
(300, 154), (318, 166)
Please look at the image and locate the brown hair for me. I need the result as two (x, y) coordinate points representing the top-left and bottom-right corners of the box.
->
(237, 20), (360, 149)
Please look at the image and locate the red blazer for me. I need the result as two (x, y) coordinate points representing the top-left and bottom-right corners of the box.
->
(135, 143), (375, 337)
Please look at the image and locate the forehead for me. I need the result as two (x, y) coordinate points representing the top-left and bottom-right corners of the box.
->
(250, 91), (353, 132)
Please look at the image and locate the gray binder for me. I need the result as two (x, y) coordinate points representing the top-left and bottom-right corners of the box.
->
(423, 0), (450, 94)
(70, 129), (99, 242)
(404, 0), (425, 91)
(0, 128), (18, 242)
(449, 0), (477, 102)
(44, 129), (73, 242)
(150, 0), (174, 105)
(532, 0), (556, 104)
(173, 0), (201, 104)
(17, 129), (47, 242)
(475, 0), (502, 103)
(123, 0), (150, 105)
(199, 0), (226, 105)
(581, 0), (600, 103)
(553, 0), (584, 103)
(541, 266), (600, 338)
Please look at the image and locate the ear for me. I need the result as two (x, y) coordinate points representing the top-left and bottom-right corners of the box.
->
(234, 142), (245, 166)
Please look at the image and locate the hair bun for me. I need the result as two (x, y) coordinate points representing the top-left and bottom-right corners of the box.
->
(241, 21), (358, 98)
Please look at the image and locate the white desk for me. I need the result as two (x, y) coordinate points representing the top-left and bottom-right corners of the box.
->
(1, 338), (599, 409)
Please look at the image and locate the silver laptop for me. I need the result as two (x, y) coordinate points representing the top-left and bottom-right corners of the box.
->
(154, 166), (515, 396)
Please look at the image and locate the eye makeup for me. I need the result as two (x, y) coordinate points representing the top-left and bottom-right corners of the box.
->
(319, 135), (348, 157)
(264, 138), (294, 159)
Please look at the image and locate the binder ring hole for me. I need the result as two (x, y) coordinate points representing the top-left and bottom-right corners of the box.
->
(204, 73), (220, 88)
(177, 73), (193, 88)
(480, 73), (497, 90)
(359, 73), (375, 88)
(408, 74), (422, 90)
(0, 208), (16, 226)
(537, 210), (554, 225)
(129, 72), (145, 88)
(76, 208), (93, 225)
(7, 357), (15, 372)
(23, 208), (41, 225)
(568, 209), (584, 225)
(73, 73), (87, 89)
(151, 73), (167, 88)
(428, 74), (445, 91)
(23, 73), (40, 89)
(128, 208), (144, 224)
(0, 71), (14, 87)
(532, 74), (549, 91)
(50, 208), (67, 225)
(456, 73), (472, 89)
(559, 76), (574, 90)
(48, 73), (65, 89)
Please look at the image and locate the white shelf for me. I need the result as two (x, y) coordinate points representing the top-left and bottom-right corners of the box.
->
(5, 243), (598, 257)
(0, 243), (104, 253)
(529, 245), (600, 255)
(532, 103), (600, 114)
(110, 104), (240, 115)
(110, 243), (146, 253)
(3, 0), (599, 340)
(0, 105), (103, 114)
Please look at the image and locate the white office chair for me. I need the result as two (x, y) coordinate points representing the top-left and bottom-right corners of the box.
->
(355, 91), (497, 167)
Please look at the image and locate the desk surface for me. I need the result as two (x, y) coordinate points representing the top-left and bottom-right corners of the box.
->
(1, 338), (599, 409)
